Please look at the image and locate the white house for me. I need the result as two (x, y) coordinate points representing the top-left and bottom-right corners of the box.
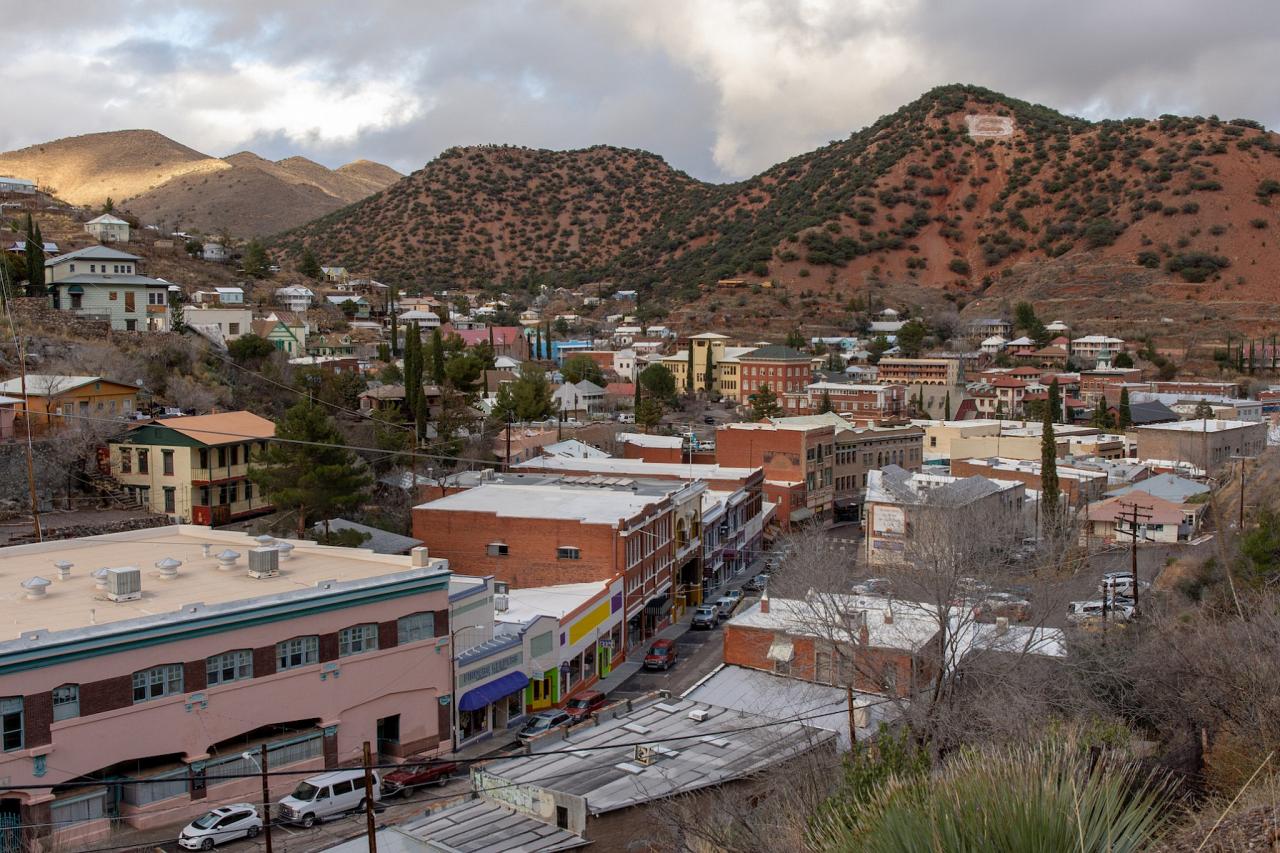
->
(0, 177), (36, 194)
(552, 380), (605, 416)
(185, 306), (253, 348)
(201, 242), (228, 262)
(275, 285), (314, 312)
(46, 246), (170, 331)
(321, 266), (349, 284)
(980, 335), (1008, 355)
(84, 213), (130, 243)
(612, 348), (637, 380)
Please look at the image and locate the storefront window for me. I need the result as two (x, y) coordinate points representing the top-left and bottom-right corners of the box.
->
(583, 642), (597, 681)
(507, 690), (525, 722)
(459, 707), (490, 741)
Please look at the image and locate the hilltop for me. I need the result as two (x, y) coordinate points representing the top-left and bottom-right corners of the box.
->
(0, 130), (401, 236)
(277, 85), (1280, 320)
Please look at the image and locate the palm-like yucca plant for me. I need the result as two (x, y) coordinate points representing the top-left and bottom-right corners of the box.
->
(810, 738), (1171, 853)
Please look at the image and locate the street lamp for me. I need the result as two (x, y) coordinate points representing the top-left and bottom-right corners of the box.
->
(242, 747), (273, 853)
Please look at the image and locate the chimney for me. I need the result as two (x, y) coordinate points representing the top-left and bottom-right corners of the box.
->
(410, 546), (431, 567)
(760, 591), (770, 614)
(882, 608), (893, 625)
(859, 611), (870, 646)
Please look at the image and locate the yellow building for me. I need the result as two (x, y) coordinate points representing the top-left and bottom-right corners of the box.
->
(0, 374), (139, 434)
(661, 333), (757, 400)
(109, 411), (276, 524)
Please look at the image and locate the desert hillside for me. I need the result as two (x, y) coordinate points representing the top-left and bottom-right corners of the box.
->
(0, 130), (401, 236)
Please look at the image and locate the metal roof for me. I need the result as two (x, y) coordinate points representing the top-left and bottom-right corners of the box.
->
(44, 245), (140, 265)
(312, 519), (423, 555)
(477, 696), (835, 814)
(374, 798), (587, 852)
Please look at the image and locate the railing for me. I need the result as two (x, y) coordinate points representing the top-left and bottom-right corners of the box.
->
(50, 790), (108, 828)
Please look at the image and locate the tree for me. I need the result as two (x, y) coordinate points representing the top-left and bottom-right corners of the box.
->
(785, 328), (805, 350)
(1040, 393), (1060, 523)
(24, 216), (45, 297)
(388, 285), (400, 356)
(168, 291), (186, 332)
(1113, 351), (1134, 369)
(685, 345), (694, 394)
(1194, 399), (1215, 419)
(102, 197), (114, 213)
(639, 363), (678, 406)
(562, 354), (604, 386)
(444, 351), (484, 395)
(943, 390), (952, 420)
(370, 408), (413, 473)
(749, 383), (781, 420)
(896, 320), (927, 358)
(298, 248), (322, 280)
(1047, 376), (1062, 424)
(492, 363), (553, 422)
(242, 239), (270, 278)
(817, 389), (833, 414)
(228, 334), (275, 364)
(430, 327), (446, 384)
(704, 343), (715, 394)
(534, 326), (543, 360)
(403, 322), (422, 415)
(1014, 301), (1037, 331)
(553, 317), (570, 338)
(635, 397), (663, 432)
(1090, 397), (1113, 430)
(247, 400), (372, 537)
(867, 335), (891, 365)
(1117, 387), (1133, 429)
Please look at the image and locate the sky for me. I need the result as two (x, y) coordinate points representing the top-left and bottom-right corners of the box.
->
(5, 0), (1280, 183)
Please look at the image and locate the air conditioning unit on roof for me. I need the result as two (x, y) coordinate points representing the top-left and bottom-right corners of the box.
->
(105, 567), (142, 602)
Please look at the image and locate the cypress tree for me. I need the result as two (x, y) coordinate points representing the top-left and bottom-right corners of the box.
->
(685, 345), (694, 394)
(704, 344), (715, 393)
(404, 322), (421, 414)
(1048, 377), (1062, 424)
(24, 215), (45, 297)
(535, 326), (542, 360)
(1041, 395), (1060, 523)
(430, 327), (446, 384)
(388, 285), (400, 357)
(1118, 387), (1133, 429)
(944, 390), (952, 420)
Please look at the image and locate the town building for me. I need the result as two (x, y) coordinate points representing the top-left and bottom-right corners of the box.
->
(108, 412), (276, 524)
(1071, 336), (1126, 367)
(876, 357), (961, 386)
(200, 242), (227, 263)
(84, 213), (130, 243)
(446, 575), (531, 749)
(0, 395), (16, 441)
(0, 375), (139, 434)
(0, 529), (452, 849)
(46, 247), (171, 331)
(735, 345), (814, 403)
(1084, 491), (1202, 544)
(950, 457), (1108, 507)
(864, 466), (1025, 564)
(717, 421), (835, 528)
(274, 285), (314, 313)
(413, 478), (702, 646)
(619, 432), (685, 463)
(250, 318), (306, 355)
(1132, 419), (1266, 474)
(552, 380), (605, 416)
(0, 176), (36, 194)
(966, 318), (1013, 341)
(471, 696), (835, 849)
(1151, 380), (1240, 398)
(801, 382), (907, 424)
(185, 306), (252, 348)
(1079, 368), (1144, 403)
(967, 376), (1029, 418)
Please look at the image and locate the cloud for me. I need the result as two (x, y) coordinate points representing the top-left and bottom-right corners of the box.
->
(2, 0), (1279, 182)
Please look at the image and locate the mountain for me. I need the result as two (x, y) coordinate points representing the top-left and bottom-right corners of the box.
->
(278, 85), (1280, 314)
(0, 130), (401, 236)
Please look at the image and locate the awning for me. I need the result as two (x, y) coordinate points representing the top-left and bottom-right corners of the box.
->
(766, 637), (795, 663)
(456, 670), (529, 712)
(67, 285), (84, 294)
(644, 594), (671, 616)
(790, 507), (815, 524)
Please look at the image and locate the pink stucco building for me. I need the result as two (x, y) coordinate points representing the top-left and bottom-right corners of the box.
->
(0, 526), (452, 851)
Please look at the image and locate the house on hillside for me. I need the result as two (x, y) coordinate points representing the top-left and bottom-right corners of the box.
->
(0, 177), (36, 194)
(0, 375), (139, 434)
(46, 246), (171, 331)
(84, 213), (130, 242)
(326, 294), (371, 319)
(201, 242), (228, 262)
(321, 266), (349, 284)
(552, 380), (605, 416)
(275, 285), (314, 312)
(108, 411), (276, 523)
(250, 319), (304, 355)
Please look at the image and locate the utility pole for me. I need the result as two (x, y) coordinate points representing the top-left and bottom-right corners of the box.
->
(259, 743), (273, 853)
(361, 740), (378, 853)
(1118, 501), (1153, 615)
(846, 684), (858, 746)
(505, 412), (513, 473)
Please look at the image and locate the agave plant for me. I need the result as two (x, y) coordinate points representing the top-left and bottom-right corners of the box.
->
(809, 737), (1171, 853)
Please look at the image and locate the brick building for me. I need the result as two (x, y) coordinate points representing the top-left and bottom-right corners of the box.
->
(801, 381), (907, 424)
(950, 457), (1108, 507)
(717, 421), (835, 528)
(413, 478), (705, 645)
(736, 345), (814, 403)
(1079, 368), (1143, 404)
(876, 357), (961, 386)
(1133, 419), (1266, 474)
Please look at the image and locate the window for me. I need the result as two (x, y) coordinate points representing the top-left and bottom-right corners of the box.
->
(217, 447), (227, 467)
(148, 291), (165, 306)
(244, 482), (254, 501)
(557, 546), (581, 560)
(397, 612), (436, 644)
(0, 698), (22, 751)
(199, 449), (209, 469)
(339, 624), (379, 657)
(163, 487), (175, 514)
(124, 292), (135, 313)
(125, 319), (137, 331)
(206, 650), (252, 686)
(162, 450), (174, 476)
(229, 323), (240, 336)
(132, 665), (183, 703)
(119, 448), (132, 474)
(138, 449), (149, 474)
(52, 685), (79, 721)
(487, 542), (509, 556)
(70, 293), (82, 309)
(277, 636), (319, 670)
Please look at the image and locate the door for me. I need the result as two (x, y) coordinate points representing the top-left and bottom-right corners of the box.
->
(124, 291), (135, 313)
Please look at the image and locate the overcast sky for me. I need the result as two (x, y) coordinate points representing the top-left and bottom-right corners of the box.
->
(6, 0), (1280, 182)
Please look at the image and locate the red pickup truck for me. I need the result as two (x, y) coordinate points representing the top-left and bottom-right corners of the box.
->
(381, 760), (459, 797)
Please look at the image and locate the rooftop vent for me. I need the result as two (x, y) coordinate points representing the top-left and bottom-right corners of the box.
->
(247, 547), (279, 579)
(687, 709), (709, 723)
(105, 567), (142, 602)
(21, 577), (51, 599)
(53, 560), (73, 581)
(275, 541), (295, 561)
(215, 550), (241, 571)
(622, 722), (651, 736)
(494, 593), (509, 612)
(410, 546), (430, 567)
(155, 557), (182, 580)
(633, 744), (657, 766)
(200, 543), (212, 559)
(92, 568), (110, 589)
(254, 534), (276, 548)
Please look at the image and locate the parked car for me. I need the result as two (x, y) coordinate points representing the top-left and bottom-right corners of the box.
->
(643, 639), (679, 670)
(691, 604), (720, 629)
(617, 413), (635, 424)
(277, 769), (380, 828)
(179, 805), (262, 850)
(703, 415), (716, 425)
(1098, 571), (1149, 595)
(852, 577), (893, 596)
(1067, 600), (1133, 625)
(723, 588), (743, 606)
(565, 690), (609, 723)
(977, 592), (1032, 622)
(516, 709), (571, 742)
(742, 574), (769, 593)
(381, 760), (459, 797)
(713, 595), (737, 619)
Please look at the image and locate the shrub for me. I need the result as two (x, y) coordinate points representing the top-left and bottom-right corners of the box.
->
(1083, 217), (1123, 248)
(1250, 218), (1268, 229)
(948, 258), (971, 275)
(1165, 252), (1230, 282)
(1136, 251), (1160, 268)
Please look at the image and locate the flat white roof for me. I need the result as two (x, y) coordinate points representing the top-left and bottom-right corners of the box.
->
(1138, 418), (1257, 433)
(730, 593), (941, 652)
(515, 455), (758, 481)
(618, 432), (683, 448)
(416, 482), (675, 525)
(496, 581), (611, 623)
(0, 526), (446, 637)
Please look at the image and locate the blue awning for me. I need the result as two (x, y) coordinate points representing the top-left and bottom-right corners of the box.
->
(457, 670), (529, 712)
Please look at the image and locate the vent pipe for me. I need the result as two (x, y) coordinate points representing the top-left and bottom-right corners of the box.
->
(54, 560), (73, 581)
(254, 534), (276, 548)
(92, 568), (110, 590)
(22, 577), (51, 599)
(215, 549), (241, 571)
(410, 546), (430, 567)
(201, 543), (212, 559)
(276, 541), (295, 561)
(155, 557), (182, 580)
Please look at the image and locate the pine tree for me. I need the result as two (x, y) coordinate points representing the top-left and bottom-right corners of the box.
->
(1048, 378), (1062, 424)
(817, 389), (833, 414)
(168, 291), (185, 332)
(388, 285), (400, 357)
(750, 383), (782, 420)
(1118, 387), (1133, 429)
(944, 390), (952, 420)
(1041, 387), (1060, 524)
(298, 249), (322, 280)
(1090, 397), (1112, 430)
(24, 216), (45, 297)
(404, 322), (421, 415)
(247, 400), (372, 538)
(414, 390), (431, 440)
(242, 240), (270, 278)
(430, 327), (446, 384)
(685, 345), (694, 394)
(704, 344), (715, 394)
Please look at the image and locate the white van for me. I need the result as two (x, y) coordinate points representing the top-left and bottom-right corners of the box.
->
(276, 768), (380, 828)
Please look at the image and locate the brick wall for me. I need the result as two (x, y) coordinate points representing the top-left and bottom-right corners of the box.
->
(621, 443), (683, 463)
